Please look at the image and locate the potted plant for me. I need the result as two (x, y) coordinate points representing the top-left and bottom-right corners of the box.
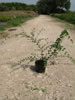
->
(19, 29), (74, 73)
(35, 57), (47, 73)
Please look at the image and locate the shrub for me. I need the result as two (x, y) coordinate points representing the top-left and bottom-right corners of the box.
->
(37, 0), (71, 14)
(17, 29), (74, 73)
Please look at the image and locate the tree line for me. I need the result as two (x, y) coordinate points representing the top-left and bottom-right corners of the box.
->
(0, 0), (71, 14)
(0, 2), (37, 12)
(37, 0), (71, 14)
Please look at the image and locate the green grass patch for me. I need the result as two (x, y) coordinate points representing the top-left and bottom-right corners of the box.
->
(6, 14), (34, 27)
(51, 11), (75, 25)
(0, 26), (5, 31)
(0, 12), (37, 31)
(6, 15), (26, 27)
(0, 16), (11, 22)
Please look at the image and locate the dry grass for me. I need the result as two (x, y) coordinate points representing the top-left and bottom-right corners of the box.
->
(0, 11), (37, 31)
(0, 10), (37, 16)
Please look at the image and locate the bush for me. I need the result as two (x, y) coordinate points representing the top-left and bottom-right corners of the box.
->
(37, 0), (71, 14)
(16, 29), (74, 73)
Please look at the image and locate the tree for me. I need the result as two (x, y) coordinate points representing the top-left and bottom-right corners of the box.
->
(37, 0), (71, 14)
(0, 3), (9, 11)
(0, 2), (37, 12)
(65, 0), (71, 11)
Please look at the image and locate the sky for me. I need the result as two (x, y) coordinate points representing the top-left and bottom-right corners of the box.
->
(0, 0), (75, 10)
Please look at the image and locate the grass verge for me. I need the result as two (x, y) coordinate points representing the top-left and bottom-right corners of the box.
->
(0, 11), (37, 31)
(50, 11), (75, 25)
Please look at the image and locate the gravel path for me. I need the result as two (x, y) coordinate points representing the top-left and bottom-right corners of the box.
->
(0, 15), (75, 100)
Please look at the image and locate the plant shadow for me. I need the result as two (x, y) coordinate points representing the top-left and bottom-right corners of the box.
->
(21, 64), (37, 73)
(30, 65), (36, 72)
(11, 62), (37, 73)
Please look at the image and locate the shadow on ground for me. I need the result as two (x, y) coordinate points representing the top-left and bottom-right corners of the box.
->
(10, 62), (37, 73)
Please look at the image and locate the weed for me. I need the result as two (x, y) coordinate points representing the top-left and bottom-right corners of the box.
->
(25, 83), (47, 93)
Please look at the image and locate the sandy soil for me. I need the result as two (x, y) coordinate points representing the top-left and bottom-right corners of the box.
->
(0, 15), (75, 100)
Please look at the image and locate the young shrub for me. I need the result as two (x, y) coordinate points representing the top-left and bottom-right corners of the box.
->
(18, 29), (74, 73)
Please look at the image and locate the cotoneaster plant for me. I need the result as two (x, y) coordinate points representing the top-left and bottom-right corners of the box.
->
(18, 29), (74, 73)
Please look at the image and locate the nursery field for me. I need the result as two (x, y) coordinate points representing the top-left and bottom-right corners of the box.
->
(0, 15), (75, 100)
(0, 11), (37, 31)
(51, 11), (75, 25)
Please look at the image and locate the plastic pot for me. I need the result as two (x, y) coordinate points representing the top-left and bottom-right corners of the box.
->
(35, 59), (47, 73)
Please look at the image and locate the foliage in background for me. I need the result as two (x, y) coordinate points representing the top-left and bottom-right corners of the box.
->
(37, 0), (71, 14)
(6, 14), (35, 27)
(0, 12), (37, 31)
(0, 16), (10, 22)
(0, 2), (37, 12)
(51, 11), (75, 25)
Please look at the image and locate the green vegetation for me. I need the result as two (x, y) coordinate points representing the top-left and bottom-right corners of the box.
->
(51, 11), (75, 25)
(17, 29), (74, 73)
(37, 0), (71, 14)
(6, 14), (35, 27)
(0, 26), (5, 31)
(0, 2), (37, 31)
(0, 16), (10, 22)
(0, 2), (37, 12)
(0, 12), (37, 31)
(25, 83), (47, 93)
(23, 29), (73, 62)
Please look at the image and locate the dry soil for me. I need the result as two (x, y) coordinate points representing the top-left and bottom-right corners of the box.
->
(0, 15), (75, 100)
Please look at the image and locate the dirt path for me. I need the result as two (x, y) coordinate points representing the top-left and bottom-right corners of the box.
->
(0, 15), (75, 100)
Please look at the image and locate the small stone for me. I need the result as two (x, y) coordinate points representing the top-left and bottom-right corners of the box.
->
(39, 90), (43, 96)
(68, 84), (72, 87)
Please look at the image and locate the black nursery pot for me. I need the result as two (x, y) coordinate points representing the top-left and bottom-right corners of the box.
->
(35, 59), (47, 73)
